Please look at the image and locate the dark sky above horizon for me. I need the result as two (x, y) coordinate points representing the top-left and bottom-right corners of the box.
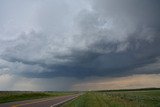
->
(0, 0), (160, 91)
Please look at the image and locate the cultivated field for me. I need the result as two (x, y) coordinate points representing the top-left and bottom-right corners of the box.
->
(62, 89), (160, 107)
(0, 91), (72, 104)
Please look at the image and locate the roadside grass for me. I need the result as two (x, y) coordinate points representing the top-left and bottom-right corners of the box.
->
(62, 90), (160, 107)
(62, 92), (103, 107)
(0, 91), (72, 104)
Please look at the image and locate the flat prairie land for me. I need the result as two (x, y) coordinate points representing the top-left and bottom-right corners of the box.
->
(0, 91), (72, 104)
(62, 89), (160, 107)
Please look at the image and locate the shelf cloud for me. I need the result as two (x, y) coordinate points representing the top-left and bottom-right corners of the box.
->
(0, 0), (160, 90)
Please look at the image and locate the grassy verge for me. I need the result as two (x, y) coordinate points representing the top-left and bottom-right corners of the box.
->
(62, 90), (160, 107)
(0, 91), (72, 104)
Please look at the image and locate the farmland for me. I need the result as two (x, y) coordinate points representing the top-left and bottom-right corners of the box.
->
(62, 89), (160, 107)
(0, 89), (160, 107)
(0, 91), (72, 104)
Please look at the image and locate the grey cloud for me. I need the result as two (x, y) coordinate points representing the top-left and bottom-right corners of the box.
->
(0, 74), (78, 91)
(0, 0), (160, 80)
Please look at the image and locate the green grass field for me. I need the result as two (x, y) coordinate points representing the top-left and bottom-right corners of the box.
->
(0, 91), (72, 104)
(62, 89), (160, 107)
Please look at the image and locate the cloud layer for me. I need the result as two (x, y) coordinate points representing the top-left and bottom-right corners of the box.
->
(0, 0), (160, 90)
(73, 74), (160, 91)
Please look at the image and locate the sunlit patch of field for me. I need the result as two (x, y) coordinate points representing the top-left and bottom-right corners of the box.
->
(62, 89), (160, 107)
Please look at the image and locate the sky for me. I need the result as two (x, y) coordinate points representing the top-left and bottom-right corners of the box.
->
(0, 0), (160, 91)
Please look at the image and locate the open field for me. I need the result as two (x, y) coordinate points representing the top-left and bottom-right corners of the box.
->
(0, 88), (160, 107)
(62, 89), (160, 107)
(0, 91), (73, 104)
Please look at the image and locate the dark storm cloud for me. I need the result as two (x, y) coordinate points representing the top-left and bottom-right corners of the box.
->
(0, 0), (160, 79)
(15, 33), (160, 78)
